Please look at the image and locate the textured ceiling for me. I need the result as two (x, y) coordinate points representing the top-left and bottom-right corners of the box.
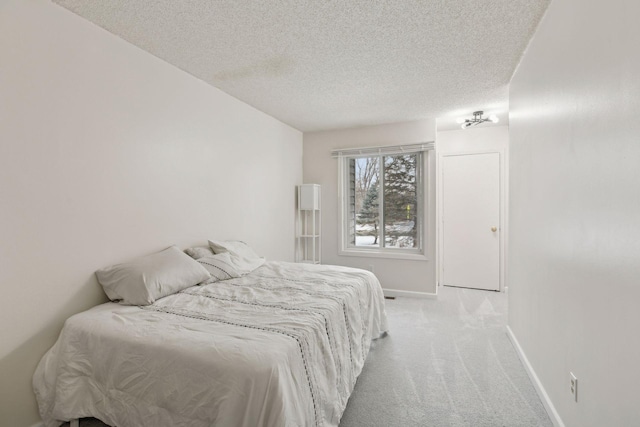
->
(53, 0), (550, 132)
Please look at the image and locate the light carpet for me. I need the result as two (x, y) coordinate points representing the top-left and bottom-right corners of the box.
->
(339, 286), (551, 427)
(64, 286), (551, 427)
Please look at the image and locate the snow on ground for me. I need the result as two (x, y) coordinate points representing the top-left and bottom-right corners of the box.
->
(355, 236), (378, 246)
(355, 221), (416, 248)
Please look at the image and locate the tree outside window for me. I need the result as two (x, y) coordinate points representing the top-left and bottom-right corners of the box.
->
(347, 152), (421, 251)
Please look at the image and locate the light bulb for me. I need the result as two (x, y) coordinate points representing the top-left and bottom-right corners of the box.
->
(455, 117), (465, 124)
(489, 114), (499, 123)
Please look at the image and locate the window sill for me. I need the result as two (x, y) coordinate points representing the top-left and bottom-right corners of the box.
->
(338, 248), (428, 261)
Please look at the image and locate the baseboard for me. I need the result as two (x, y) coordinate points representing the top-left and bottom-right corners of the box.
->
(506, 325), (565, 427)
(382, 288), (437, 299)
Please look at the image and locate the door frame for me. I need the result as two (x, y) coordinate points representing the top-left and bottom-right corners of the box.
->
(436, 148), (507, 292)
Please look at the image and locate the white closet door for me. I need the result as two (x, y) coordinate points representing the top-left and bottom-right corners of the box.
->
(442, 152), (500, 291)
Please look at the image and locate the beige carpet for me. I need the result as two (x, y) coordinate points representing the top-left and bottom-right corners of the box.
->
(339, 286), (551, 426)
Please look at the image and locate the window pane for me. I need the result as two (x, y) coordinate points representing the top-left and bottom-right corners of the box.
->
(383, 154), (418, 248)
(352, 157), (380, 247)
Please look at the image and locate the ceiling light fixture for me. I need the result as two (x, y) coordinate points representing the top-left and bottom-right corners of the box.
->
(456, 111), (499, 129)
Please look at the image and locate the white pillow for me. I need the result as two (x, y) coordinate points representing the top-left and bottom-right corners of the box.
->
(208, 240), (260, 259)
(228, 253), (266, 276)
(184, 245), (215, 260)
(197, 253), (241, 282)
(96, 246), (211, 305)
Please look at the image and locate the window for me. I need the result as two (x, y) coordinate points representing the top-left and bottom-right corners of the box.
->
(338, 147), (427, 259)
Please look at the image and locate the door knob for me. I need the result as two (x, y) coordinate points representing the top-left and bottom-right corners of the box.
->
(491, 226), (497, 232)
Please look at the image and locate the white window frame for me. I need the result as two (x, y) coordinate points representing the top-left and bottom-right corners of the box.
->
(335, 143), (432, 261)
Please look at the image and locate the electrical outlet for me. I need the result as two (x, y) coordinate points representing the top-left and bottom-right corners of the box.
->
(570, 372), (578, 402)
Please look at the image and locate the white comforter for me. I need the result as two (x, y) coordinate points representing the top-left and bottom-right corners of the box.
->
(33, 261), (388, 427)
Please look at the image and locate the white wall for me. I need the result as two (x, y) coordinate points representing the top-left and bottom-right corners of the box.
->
(0, 1), (302, 425)
(303, 120), (437, 295)
(508, 1), (640, 426)
(437, 125), (509, 153)
(436, 126), (509, 291)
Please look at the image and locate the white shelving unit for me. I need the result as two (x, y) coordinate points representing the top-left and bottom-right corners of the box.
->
(296, 184), (321, 264)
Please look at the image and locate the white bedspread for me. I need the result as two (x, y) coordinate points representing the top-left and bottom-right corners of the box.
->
(33, 261), (388, 427)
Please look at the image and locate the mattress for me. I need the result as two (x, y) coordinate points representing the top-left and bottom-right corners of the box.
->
(33, 261), (388, 427)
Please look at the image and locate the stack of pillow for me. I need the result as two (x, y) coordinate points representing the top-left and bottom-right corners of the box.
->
(187, 240), (265, 279)
(95, 240), (265, 306)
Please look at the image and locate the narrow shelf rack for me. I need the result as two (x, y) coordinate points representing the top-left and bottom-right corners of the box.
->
(296, 184), (321, 264)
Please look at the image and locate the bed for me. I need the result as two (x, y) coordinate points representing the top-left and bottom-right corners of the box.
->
(33, 259), (388, 427)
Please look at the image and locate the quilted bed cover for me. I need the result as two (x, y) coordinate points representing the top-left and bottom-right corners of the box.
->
(33, 261), (388, 427)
